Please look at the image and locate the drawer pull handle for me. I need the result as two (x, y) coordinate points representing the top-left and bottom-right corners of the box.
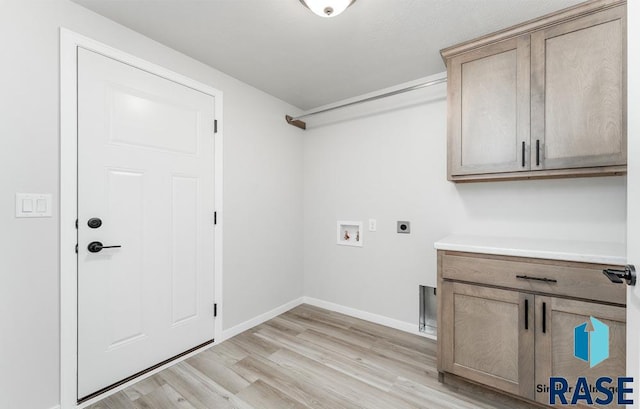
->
(516, 275), (557, 283)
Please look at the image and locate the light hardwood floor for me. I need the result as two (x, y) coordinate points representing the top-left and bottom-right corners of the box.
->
(87, 304), (534, 409)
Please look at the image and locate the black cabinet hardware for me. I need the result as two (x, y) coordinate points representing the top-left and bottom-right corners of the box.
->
(87, 241), (122, 253)
(542, 302), (547, 334)
(524, 299), (529, 330)
(516, 275), (557, 283)
(603, 265), (637, 286)
(536, 140), (540, 166)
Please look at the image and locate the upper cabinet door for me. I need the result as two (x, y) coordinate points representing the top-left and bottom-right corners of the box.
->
(531, 6), (626, 170)
(448, 36), (531, 177)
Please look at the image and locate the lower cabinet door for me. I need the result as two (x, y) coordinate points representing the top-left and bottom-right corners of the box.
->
(441, 282), (535, 399)
(535, 296), (626, 408)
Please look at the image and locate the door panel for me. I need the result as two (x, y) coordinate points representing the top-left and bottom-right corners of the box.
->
(106, 169), (145, 347)
(535, 296), (626, 408)
(461, 50), (517, 167)
(108, 85), (199, 154)
(531, 6), (626, 170)
(171, 176), (199, 325)
(440, 282), (535, 398)
(77, 48), (216, 399)
(448, 35), (530, 176)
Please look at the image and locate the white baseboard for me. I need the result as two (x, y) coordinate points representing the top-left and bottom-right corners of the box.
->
(219, 295), (436, 342)
(48, 406), (61, 409)
(302, 296), (437, 340)
(221, 297), (305, 341)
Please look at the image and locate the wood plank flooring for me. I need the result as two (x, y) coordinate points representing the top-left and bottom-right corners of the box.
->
(87, 304), (534, 409)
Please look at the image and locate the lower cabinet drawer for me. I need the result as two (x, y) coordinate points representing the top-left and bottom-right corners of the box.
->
(440, 251), (625, 305)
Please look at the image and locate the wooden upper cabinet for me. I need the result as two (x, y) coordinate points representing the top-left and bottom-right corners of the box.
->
(441, 0), (627, 182)
(531, 5), (626, 171)
(448, 36), (530, 176)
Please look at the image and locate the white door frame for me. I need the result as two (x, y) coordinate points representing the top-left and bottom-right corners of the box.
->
(627, 0), (639, 406)
(60, 28), (223, 409)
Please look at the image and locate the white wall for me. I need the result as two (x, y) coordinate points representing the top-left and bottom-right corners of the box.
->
(303, 74), (627, 328)
(0, 1), (303, 408)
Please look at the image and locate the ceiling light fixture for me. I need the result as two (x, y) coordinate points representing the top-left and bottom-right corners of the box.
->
(299, 0), (356, 18)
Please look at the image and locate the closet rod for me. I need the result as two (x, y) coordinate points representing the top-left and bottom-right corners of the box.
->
(285, 76), (447, 130)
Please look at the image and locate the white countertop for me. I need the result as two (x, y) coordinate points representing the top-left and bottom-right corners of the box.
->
(434, 234), (626, 265)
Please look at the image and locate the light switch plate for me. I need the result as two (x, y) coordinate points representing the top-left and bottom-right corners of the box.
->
(16, 193), (52, 218)
(368, 219), (377, 232)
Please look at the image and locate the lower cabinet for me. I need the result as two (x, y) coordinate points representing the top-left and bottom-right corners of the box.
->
(437, 251), (627, 409)
(535, 297), (626, 409)
(440, 282), (535, 399)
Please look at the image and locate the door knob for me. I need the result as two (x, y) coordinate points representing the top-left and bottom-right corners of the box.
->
(87, 241), (122, 253)
(603, 265), (636, 286)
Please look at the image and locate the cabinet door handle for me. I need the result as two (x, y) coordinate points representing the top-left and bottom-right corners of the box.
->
(542, 302), (547, 334)
(536, 139), (540, 166)
(521, 141), (525, 167)
(524, 299), (529, 330)
(516, 275), (557, 283)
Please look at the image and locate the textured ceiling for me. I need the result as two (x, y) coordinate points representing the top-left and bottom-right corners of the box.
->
(72, 0), (584, 110)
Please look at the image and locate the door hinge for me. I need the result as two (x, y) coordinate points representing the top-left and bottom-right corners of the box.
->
(75, 219), (78, 229)
(214, 303), (218, 317)
(214, 120), (218, 134)
(214, 211), (217, 225)
(75, 244), (78, 254)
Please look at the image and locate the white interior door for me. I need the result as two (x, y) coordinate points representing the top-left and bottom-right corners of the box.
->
(628, 0), (639, 406)
(77, 48), (216, 399)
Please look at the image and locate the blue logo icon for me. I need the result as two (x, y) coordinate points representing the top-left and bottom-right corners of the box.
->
(574, 316), (609, 368)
